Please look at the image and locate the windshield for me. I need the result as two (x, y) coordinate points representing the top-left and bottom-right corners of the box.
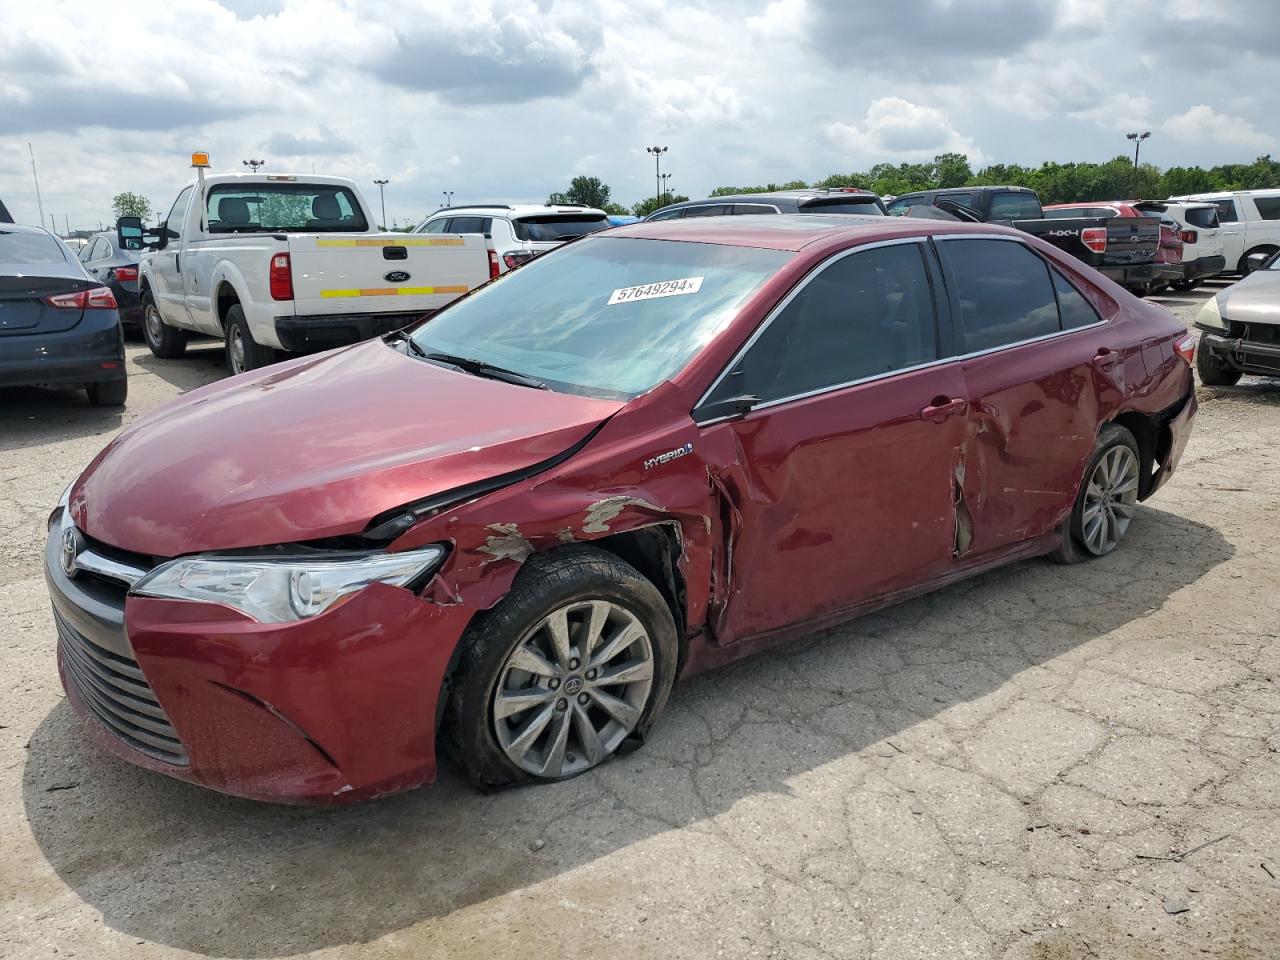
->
(205, 183), (369, 233)
(408, 236), (789, 399)
(512, 215), (610, 242)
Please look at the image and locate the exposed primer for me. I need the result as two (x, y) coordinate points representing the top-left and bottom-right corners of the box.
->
(557, 527), (577, 543)
(582, 496), (663, 534)
(479, 522), (534, 562)
(952, 451), (973, 557)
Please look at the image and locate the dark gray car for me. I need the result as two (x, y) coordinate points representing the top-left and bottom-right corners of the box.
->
(77, 231), (144, 328)
(0, 223), (127, 406)
(646, 189), (886, 221)
(1194, 250), (1280, 385)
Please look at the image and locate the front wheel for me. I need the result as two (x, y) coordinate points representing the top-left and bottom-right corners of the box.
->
(444, 547), (678, 788)
(223, 305), (278, 374)
(1051, 423), (1140, 564)
(1196, 341), (1242, 386)
(141, 294), (188, 359)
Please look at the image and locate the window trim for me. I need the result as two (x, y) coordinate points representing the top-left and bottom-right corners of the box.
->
(694, 234), (1108, 427)
(694, 236), (942, 425)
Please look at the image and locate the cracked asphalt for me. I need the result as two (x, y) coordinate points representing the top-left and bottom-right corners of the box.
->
(2, 283), (1278, 959)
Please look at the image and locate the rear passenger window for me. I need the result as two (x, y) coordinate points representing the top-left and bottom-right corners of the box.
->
(709, 243), (938, 405)
(448, 217), (490, 234)
(1214, 200), (1238, 223)
(988, 192), (1041, 220)
(1184, 207), (1219, 229)
(941, 239), (1060, 351)
(732, 204), (778, 215)
(1253, 197), (1280, 220)
(682, 205), (733, 218)
(1051, 270), (1101, 330)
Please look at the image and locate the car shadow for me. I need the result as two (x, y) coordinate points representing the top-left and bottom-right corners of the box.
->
(23, 506), (1233, 957)
(132, 342), (227, 393)
(0, 387), (125, 452)
(1196, 379), (1280, 405)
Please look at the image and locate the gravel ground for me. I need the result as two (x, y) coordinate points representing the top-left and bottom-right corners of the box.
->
(2, 283), (1278, 960)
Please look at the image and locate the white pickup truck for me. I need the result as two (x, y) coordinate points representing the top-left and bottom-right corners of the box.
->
(139, 167), (490, 373)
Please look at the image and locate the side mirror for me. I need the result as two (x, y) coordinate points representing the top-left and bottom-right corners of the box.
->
(116, 216), (144, 250)
(1244, 252), (1270, 275)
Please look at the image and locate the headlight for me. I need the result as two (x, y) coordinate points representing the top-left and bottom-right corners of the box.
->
(1197, 296), (1227, 331)
(48, 480), (74, 530)
(131, 546), (446, 623)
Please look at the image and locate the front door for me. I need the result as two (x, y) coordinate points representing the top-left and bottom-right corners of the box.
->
(934, 236), (1112, 555)
(699, 240), (967, 644)
(151, 186), (193, 325)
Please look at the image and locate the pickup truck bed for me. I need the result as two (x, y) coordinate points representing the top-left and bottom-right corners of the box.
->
(1016, 215), (1163, 288)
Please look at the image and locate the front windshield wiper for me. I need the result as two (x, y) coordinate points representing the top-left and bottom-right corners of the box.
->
(412, 345), (549, 390)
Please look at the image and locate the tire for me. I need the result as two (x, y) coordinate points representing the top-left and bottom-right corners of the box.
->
(1051, 423), (1141, 564)
(141, 292), (188, 359)
(443, 546), (679, 789)
(1239, 247), (1278, 275)
(1171, 278), (1201, 292)
(1195, 340), (1242, 387)
(86, 378), (128, 407)
(223, 305), (278, 374)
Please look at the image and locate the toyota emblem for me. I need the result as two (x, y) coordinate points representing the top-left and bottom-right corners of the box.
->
(60, 525), (83, 577)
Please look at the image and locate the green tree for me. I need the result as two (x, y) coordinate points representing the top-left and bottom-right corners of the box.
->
(547, 175), (612, 208)
(814, 172), (874, 190)
(111, 191), (151, 221)
(601, 202), (631, 216)
(933, 152), (973, 188)
(632, 194), (689, 217)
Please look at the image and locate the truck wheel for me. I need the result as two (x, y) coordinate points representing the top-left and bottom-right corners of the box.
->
(1195, 340), (1242, 386)
(1050, 423), (1141, 564)
(1171, 278), (1201, 292)
(223, 305), (277, 374)
(444, 546), (678, 789)
(87, 378), (128, 407)
(141, 293), (188, 359)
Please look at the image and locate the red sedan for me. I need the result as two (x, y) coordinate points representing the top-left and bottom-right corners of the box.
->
(46, 215), (1197, 803)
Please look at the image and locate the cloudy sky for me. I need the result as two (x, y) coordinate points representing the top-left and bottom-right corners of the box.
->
(0, 0), (1275, 230)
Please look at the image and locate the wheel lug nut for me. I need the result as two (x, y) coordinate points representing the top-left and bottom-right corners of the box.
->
(556, 699), (567, 711)
(585, 668), (597, 680)
(577, 693), (589, 705)
(548, 678), (560, 690)
(568, 658), (580, 670)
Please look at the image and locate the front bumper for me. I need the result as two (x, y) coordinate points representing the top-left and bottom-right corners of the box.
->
(274, 311), (435, 354)
(0, 311), (125, 389)
(1196, 326), (1280, 377)
(45, 521), (469, 804)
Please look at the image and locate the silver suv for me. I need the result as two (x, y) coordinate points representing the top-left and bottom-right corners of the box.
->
(414, 204), (611, 274)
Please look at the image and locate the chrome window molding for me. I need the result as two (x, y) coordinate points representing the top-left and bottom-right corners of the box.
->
(693, 234), (1109, 427)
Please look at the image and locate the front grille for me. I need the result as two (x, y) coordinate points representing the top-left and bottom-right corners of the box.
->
(1242, 324), (1280, 347)
(55, 609), (188, 765)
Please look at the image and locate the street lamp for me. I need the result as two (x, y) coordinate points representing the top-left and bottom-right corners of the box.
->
(1125, 132), (1151, 195)
(646, 146), (668, 210)
(374, 179), (389, 229)
(242, 159), (265, 172)
(659, 172), (673, 205)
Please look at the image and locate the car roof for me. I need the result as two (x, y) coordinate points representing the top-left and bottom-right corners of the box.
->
(605, 213), (1015, 252)
(428, 204), (608, 218)
(1171, 189), (1280, 200)
(666, 190), (877, 206)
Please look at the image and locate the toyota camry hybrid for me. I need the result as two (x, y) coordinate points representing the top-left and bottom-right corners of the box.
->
(46, 215), (1197, 804)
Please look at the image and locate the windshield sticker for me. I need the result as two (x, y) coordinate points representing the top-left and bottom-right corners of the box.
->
(608, 276), (704, 305)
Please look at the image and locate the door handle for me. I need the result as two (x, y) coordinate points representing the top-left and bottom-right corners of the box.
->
(920, 397), (967, 422)
(1092, 348), (1120, 372)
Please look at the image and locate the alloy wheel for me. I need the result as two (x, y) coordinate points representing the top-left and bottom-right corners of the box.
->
(1081, 445), (1139, 556)
(492, 599), (654, 778)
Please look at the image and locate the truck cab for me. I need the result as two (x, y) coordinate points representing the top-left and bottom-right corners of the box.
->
(140, 161), (489, 374)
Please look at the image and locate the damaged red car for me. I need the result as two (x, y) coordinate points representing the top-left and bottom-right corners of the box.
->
(46, 215), (1197, 803)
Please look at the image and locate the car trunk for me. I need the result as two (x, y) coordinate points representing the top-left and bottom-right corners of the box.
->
(1102, 217), (1160, 264)
(286, 233), (489, 319)
(0, 275), (93, 336)
(511, 215), (610, 254)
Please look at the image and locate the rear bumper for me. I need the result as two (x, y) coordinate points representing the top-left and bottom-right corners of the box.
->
(1097, 263), (1161, 286)
(0, 312), (125, 389)
(274, 311), (433, 353)
(1183, 255), (1226, 282)
(110, 283), (142, 324)
(1149, 386), (1197, 496)
(1196, 328), (1280, 377)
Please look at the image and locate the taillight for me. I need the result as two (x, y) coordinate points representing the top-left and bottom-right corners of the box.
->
(44, 286), (117, 309)
(488, 248), (501, 279)
(502, 251), (535, 270)
(1179, 229), (1198, 245)
(111, 265), (139, 282)
(1174, 333), (1196, 365)
(1080, 227), (1108, 254)
(269, 253), (293, 300)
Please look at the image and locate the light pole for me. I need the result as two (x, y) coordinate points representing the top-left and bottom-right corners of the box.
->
(646, 146), (668, 210)
(28, 143), (44, 228)
(374, 179), (389, 228)
(659, 172), (672, 205)
(442, 190), (454, 208)
(242, 159), (265, 172)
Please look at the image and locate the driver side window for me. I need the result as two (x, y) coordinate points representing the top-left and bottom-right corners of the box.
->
(705, 242), (940, 408)
(163, 186), (194, 241)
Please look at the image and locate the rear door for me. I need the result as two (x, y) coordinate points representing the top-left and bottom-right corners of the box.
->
(699, 239), (967, 643)
(0, 229), (93, 337)
(287, 233), (489, 318)
(936, 237), (1111, 555)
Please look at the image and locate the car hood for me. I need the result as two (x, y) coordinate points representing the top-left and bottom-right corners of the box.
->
(71, 340), (623, 557)
(1218, 271), (1280, 326)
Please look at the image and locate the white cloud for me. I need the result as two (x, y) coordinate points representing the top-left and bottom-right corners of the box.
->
(824, 98), (988, 166)
(1163, 105), (1275, 152)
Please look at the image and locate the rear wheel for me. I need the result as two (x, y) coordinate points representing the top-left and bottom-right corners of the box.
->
(444, 546), (678, 789)
(1171, 278), (1201, 292)
(86, 378), (128, 407)
(1195, 340), (1242, 386)
(141, 294), (188, 359)
(1051, 423), (1140, 564)
(223, 305), (277, 374)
